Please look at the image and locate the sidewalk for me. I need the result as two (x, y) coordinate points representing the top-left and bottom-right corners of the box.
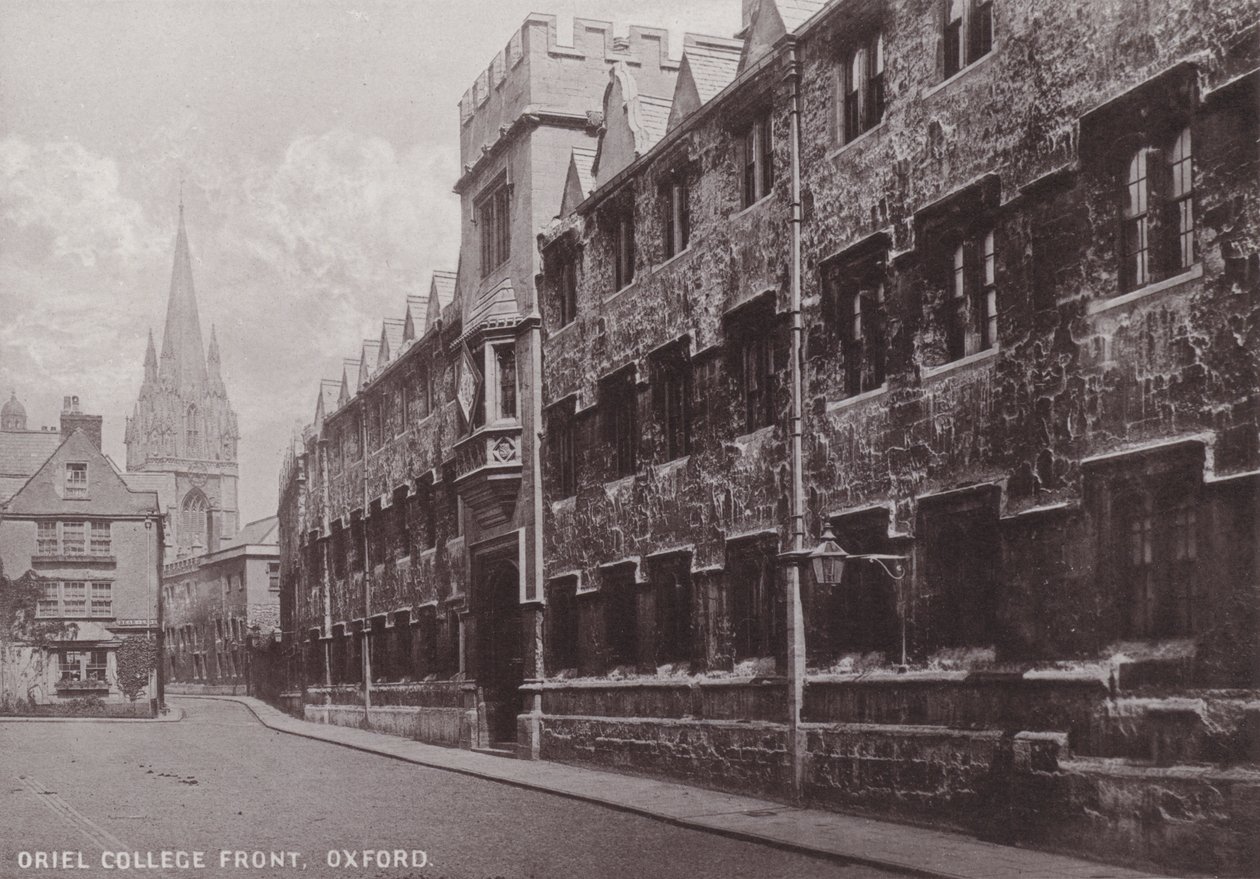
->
(174, 695), (1163, 879)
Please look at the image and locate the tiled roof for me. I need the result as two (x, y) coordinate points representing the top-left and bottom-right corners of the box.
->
(118, 471), (178, 514)
(381, 318), (405, 364)
(686, 41), (741, 103)
(222, 515), (279, 549)
(775, 0), (829, 32)
(572, 147), (597, 200)
(432, 271), (457, 308)
(0, 430), (61, 501)
(637, 95), (673, 150)
(4, 431), (159, 516)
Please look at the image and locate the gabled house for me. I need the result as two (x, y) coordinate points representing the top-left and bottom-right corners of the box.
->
(0, 426), (162, 705)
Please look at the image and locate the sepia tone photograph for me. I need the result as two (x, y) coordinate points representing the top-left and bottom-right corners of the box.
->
(1, 0), (1258, 876)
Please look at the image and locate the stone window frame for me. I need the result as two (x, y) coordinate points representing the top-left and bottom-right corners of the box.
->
(476, 174), (512, 278)
(944, 227), (998, 361)
(600, 560), (641, 670)
(724, 534), (783, 662)
(724, 295), (780, 435)
(599, 366), (639, 481)
(1118, 126), (1197, 294)
(546, 397), (579, 499)
(649, 338), (692, 463)
(545, 574), (580, 674)
(821, 234), (890, 400)
(556, 251), (579, 328)
(738, 109), (775, 209)
(612, 205), (636, 292)
(647, 551), (694, 666)
(661, 171), (691, 261)
(840, 31), (886, 145)
(941, 0), (993, 81)
(917, 484), (1003, 651)
(1108, 474), (1200, 640)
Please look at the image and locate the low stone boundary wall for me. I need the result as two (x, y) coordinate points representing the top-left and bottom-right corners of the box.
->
(166, 683), (249, 697)
(305, 703), (467, 747)
(538, 715), (791, 797)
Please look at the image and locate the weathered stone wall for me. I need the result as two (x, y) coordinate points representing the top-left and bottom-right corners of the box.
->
(539, 0), (1260, 679)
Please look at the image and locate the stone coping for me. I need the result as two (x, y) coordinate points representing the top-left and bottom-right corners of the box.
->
(527, 669), (1111, 688)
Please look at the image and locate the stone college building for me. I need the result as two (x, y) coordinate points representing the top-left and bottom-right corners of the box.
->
(277, 1), (1260, 873)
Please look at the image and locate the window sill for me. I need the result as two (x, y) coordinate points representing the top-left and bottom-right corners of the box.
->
(602, 473), (636, 494)
(603, 279), (639, 307)
(826, 383), (889, 413)
(653, 246), (693, 274)
(827, 120), (888, 162)
(923, 50), (996, 100)
(730, 423), (776, 445)
(1088, 263), (1203, 315)
(732, 192), (775, 220)
(921, 346), (999, 382)
(550, 494), (577, 513)
(548, 320), (578, 342)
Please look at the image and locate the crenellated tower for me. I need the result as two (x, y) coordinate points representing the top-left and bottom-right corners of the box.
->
(125, 203), (240, 558)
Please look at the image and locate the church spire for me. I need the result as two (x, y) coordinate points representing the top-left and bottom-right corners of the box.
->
(158, 203), (208, 391)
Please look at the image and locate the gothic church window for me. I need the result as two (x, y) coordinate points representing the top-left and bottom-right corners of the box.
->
(181, 490), (209, 549)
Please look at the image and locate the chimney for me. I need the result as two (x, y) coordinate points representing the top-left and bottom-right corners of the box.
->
(61, 394), (103, 449)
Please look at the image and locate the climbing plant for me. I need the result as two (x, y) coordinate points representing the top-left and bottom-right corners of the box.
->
(0, 559), (78, 706)
(115, 636), (158, 702)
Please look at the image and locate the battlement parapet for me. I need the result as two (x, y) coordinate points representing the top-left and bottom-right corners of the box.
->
(458, 14), (685, 167)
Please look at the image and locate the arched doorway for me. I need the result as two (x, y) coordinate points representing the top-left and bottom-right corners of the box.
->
(476, 559), (523, 744)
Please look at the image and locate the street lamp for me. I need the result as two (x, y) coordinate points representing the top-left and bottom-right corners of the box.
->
(783, 525), (911, 672)
(807, 524), (907, 585)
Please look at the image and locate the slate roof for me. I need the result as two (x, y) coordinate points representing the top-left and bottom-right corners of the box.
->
(637, 95), (674, 150)
(775, 0), (829, 32)
(431, 271), (458, 309)
(380, 318), (405, 365)
(571, 147), (597, 199)
(0, 430), (62, 503)
(3, 431), (159, 516)
(686, 40), (742, 103)
(222, 516), (279, 549)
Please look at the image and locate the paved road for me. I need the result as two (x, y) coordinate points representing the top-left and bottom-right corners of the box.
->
(0, 698), (901, 879)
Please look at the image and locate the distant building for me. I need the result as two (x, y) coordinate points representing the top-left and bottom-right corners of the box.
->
(0, 399), (162, 705)
(162, 516), (280, 688)
(126, 204), (240, 560)
(0, 392), (65, 504)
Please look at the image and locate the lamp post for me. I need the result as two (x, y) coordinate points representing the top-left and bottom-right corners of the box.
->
(778, 526), (910, 797)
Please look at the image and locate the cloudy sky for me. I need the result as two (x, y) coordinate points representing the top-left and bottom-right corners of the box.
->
(0, 0), (739, 523)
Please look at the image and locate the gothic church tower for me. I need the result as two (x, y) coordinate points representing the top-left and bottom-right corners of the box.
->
(126, 203), (239, 558)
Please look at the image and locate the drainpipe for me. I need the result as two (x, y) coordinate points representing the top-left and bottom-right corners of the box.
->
(784, 38), (808, 803)
(360, 400), (372, 719)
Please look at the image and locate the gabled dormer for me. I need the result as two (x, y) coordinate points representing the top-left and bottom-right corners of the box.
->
(667, 36), (742, 132)
(593, 61), (676, 189)
(359, 340), (381, 387)
(403, 295), (428, 343)
(379, 319), (405, 369)
(738, 0), (828, 72)
(560, 147), (598, 219)
(5, 430), (158, 517)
